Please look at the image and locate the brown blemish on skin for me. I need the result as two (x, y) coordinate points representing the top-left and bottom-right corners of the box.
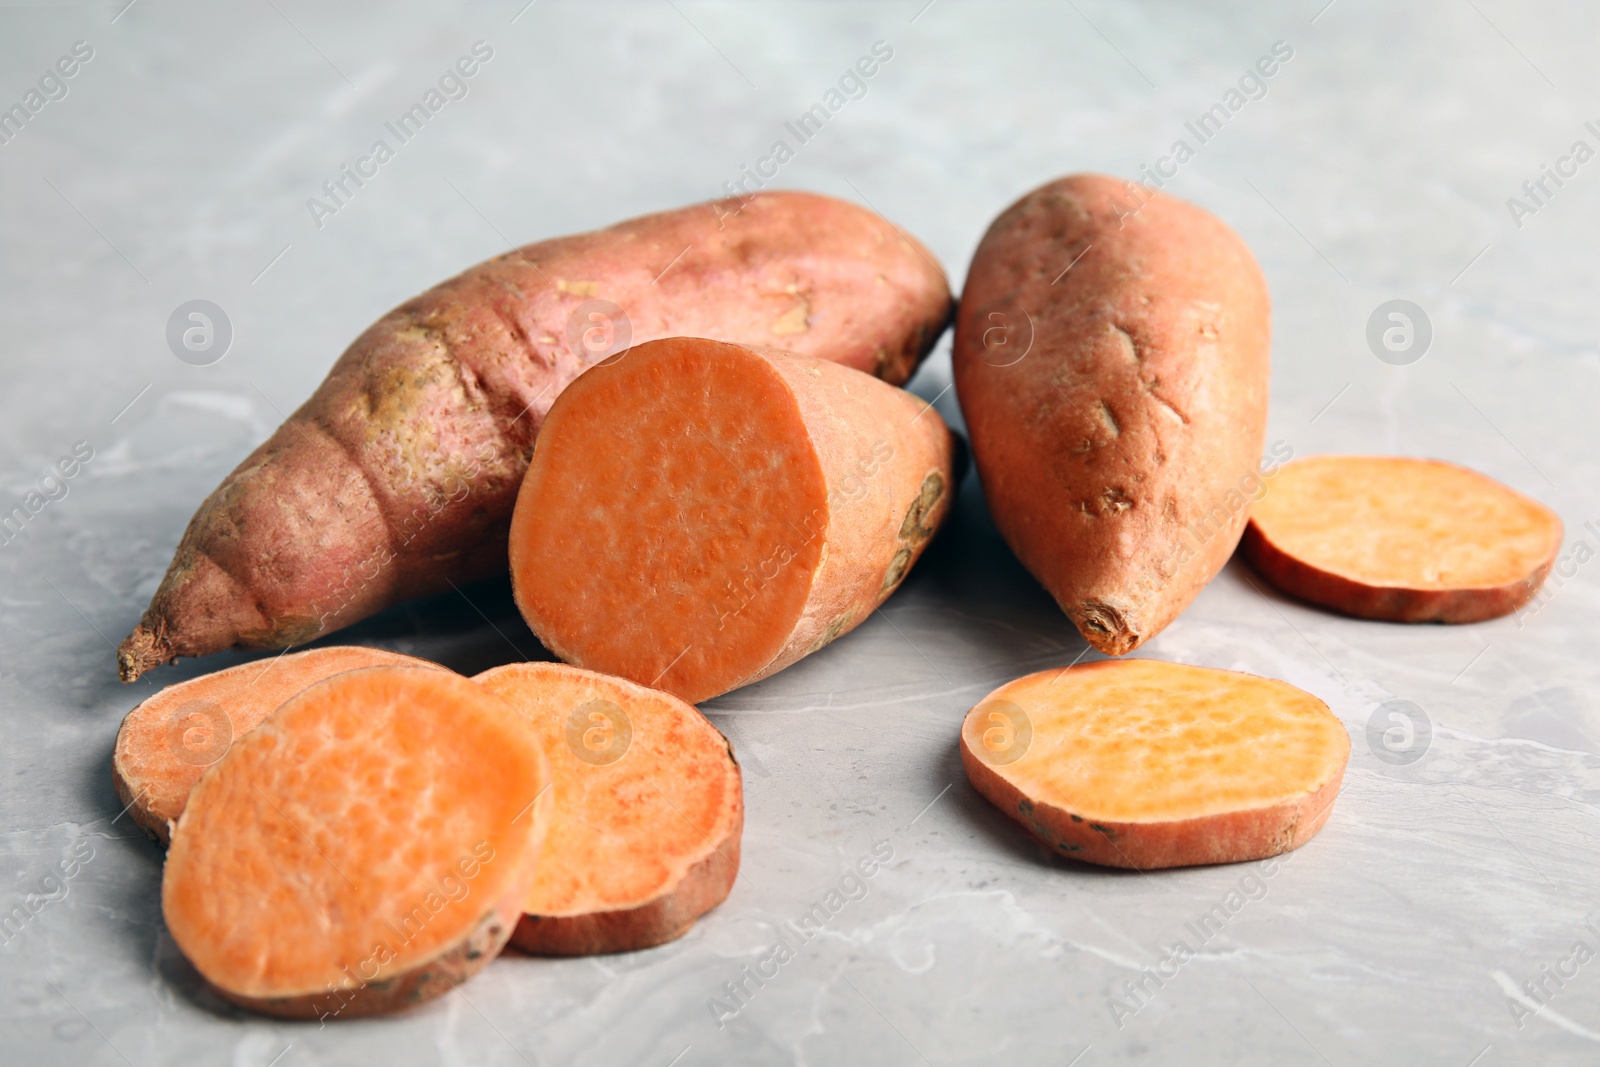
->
(1100, 487), (1133, 513)
(881, 548), (913, 593)
(1098, 400), (1121, 437)
(806, 609), (855, 654)
(898, 472), (946, 540)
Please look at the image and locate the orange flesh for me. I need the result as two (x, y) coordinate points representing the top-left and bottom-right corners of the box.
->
(162, 667), (547, 1000)
(511, 338), (827, 702)
(964, 660), (1347, 823)
(113, 647), (442, 841)
(1249, 455), (1561, 590)
(474, 662), (740, 920)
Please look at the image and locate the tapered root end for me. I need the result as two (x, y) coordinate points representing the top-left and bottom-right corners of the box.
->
(117, 621), (174, 683)
(1073, 600), (1143, 657)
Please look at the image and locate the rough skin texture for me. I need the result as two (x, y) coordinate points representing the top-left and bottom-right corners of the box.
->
(120, 192), (953, 682)
(953, 174), (1270, 654)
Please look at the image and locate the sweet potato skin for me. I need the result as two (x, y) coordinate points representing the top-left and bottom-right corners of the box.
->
(952, 174), (1270, 655)
(1240, 456), (1564, 623)
(111, 646), (444, 846)
(473, 661), (743, 956)
(508, 338), (956, 702)
(513, 828), (741, 956)
(1241, 522), (1556, 623)
(960, 662), (1348, 869)
(120, 192), (952, 682)
(962, 742), (1343, 870)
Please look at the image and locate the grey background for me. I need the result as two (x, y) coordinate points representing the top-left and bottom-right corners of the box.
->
(2, 1), (1598, 1064)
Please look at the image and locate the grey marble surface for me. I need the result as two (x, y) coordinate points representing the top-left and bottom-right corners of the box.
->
(3, 1), (1599, 1064)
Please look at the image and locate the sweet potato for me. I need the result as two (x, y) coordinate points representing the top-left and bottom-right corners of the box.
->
(162, 666), (550, 1019)
(474, 662), (741, 955)
(961, 659), (1347, 869)
(119, 192), (953, 682)
(1242, 454), (1562, 622)
(507, 336), (956, 703)
(952, 174), (1270, 655)
(113, 646), (444, 845)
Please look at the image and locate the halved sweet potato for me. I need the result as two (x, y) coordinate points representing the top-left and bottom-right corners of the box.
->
(474, 662), (742, 955)
(961, 659), (1348, 869)
(112, 646), (443, 845)
(1242, 455), (1562, 622)
(508, 336), (955, 703)
(162, 666), (550, 1018)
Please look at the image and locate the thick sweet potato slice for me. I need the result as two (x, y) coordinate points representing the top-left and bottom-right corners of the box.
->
(961, 659), (1348, 869)
(162, 667), (550, 1019)
(474, 662), (742, 955)
(508, 337), (955, 703)
(113, 646), (443, 845)
(1242, 455), (1562, 623)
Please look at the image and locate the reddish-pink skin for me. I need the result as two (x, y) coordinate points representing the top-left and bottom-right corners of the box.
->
(119, 192), (951, 682)
(952, 174), (1270, 655)
(1240, 520), (1559, 623)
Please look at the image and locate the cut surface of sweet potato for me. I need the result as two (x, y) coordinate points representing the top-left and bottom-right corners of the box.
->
(961, 659), (1348, 869)
(162, 666), (549, 1018)
(113, 646), (442, 845)
(509, 336), (954, 703)
(475, 662), (742, 955)
(1243, 455), (1562, 622)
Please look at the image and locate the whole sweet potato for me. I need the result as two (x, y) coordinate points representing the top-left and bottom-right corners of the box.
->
(120, 192), (951, 681)
(952, 174), (1270, 654)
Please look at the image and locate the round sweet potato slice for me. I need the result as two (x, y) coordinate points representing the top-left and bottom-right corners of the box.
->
(162, 666), (550, 1019)
(113, 646), (444, 845)
(1242, 455), (1562, 622)
(508, 336), (955, 703)
(960, 659), (1348, 870)
(474, 662), (742, 955)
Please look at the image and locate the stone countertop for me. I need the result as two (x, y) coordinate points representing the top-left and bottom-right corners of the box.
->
(2, 1), (1598, 1064)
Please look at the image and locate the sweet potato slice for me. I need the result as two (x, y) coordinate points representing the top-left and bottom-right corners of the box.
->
(474, 662), (742, 955)
(961, 659), (1348, 869)
(1242, 455), (1562, 623)
(162, 667), (550, 1018)
(508, 336), (956, 703)
(113, 646), (443, 845)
